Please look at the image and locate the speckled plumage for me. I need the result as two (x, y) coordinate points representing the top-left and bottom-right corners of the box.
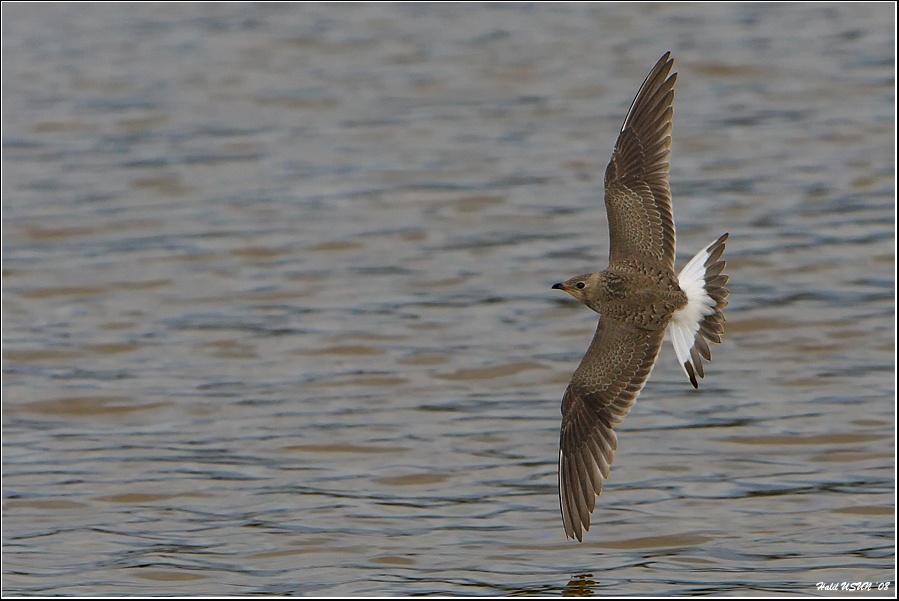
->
(552, 53), (730, 542)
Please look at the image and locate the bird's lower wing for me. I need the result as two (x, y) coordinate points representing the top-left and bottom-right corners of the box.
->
(559, 317), (665, 541)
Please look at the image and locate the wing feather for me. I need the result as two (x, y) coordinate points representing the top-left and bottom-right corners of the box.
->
(604, 52), (678, 271)
(559, 317), (664, 541)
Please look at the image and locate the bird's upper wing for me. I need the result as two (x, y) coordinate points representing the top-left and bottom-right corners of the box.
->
(559, 316), (665, 541)
(603, 52), (677, 272)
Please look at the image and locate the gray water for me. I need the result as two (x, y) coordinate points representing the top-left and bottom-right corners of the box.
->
(2, 3), (894, 596)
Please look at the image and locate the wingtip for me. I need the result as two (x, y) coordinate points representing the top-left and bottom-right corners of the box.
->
(659, 51), (675, 74)
(569, 520), (586, 542)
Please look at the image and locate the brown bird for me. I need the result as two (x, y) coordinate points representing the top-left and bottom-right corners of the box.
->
(551, 52), (729, 542)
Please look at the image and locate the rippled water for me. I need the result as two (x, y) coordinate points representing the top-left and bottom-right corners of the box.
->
(3, 3), (895, 596)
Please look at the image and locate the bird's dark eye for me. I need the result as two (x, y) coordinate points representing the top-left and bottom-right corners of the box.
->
(576, 282), (585, 289)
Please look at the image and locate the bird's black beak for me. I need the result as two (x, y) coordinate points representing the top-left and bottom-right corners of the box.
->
(551, 283), (564, 290)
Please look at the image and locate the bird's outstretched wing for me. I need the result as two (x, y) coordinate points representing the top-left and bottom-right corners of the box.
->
(559, 316), (665, 541)
(604, 52), (677, 272)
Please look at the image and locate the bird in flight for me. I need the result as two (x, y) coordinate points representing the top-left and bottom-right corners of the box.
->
(551, 52), (730, 542)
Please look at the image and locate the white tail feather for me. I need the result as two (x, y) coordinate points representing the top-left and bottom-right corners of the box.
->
(667, 239), (720, 383)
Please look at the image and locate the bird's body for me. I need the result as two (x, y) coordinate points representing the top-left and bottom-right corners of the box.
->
(557, 268), (687, 327)
(552, 53), (729, 542)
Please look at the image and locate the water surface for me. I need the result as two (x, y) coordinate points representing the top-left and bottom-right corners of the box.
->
(2, 3), (894, 596)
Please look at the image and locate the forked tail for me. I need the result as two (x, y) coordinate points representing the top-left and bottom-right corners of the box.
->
(667, 233), (729, 387)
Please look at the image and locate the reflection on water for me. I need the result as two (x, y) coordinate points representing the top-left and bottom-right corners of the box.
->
(3, 2), (894, 596)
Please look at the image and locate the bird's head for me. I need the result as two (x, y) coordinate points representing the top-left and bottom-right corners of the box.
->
(551, 272), (603, 307)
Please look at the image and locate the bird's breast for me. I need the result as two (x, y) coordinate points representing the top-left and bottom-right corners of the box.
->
(593, 271), (686, 330)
